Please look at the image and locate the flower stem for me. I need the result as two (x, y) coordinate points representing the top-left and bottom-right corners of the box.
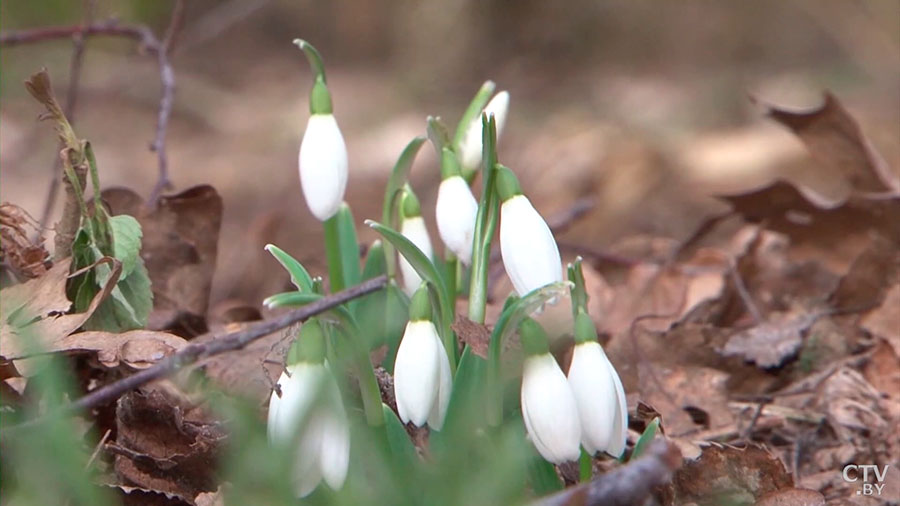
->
(324, 214), (345, 292)
(579, 448), (593, 482)
(467, 115), (499, 324)
(445, 251), (457, 316)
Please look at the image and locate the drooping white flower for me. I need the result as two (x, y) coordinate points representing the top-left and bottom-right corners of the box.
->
(398, 188), (434, 296)
(436, 175), (478, 265)
(497, 167), (562, 295)
(567, 313), (628, 457)
(393, 287), (452, 429)
(518, 318), (582, 463)
(299, 114), (348, 221)
(267, 319), (350, 497)
(459, 90), (510, 173)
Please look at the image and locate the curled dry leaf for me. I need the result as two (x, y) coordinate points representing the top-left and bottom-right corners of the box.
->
(860, 283), (900, 356)
(761, 92), (900, 195)
(55, 329), (187, 369)
(721, 309), (820, 369)
(0, 203), (50, 279)
(662, 443), (793, 506)
(1, 257), (123, 370)
(102, 185), (223, 338)
(637, 363), (734, 438)
(754, 487), (825, 506)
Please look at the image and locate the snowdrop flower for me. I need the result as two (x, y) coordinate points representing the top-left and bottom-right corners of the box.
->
(435, 148), (478, 265)
(497, 166), (562, 295)
(393, 286), (452, 429)
(268, 318), (350, 497)
(519, 318), (582, 463)
(295, 39), (348, 221)
(458, 88), (510, 173)
(398, 187), (434, 296)
(567, 311), (628, 457)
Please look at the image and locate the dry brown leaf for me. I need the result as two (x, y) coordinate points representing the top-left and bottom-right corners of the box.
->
(829, 233), (900, 313)
(55, 330), (187, 369)
(663, 443), (793, 506)
(754, 487), (825, 506)
(861, 283), (900, 356)
(721, 309), (820, 368)
(0, 257), (71, 326)
(1, 257), (122, 368)
(0, 203), (50, 279)
(818, 367), (889, 442)
(452, 315), (491, 358)
(103, 185), (223, 337)
(115, 384), (224, 501)
(719, 181), (900, 270)
(762, 92), (900, 195)
(638, 364), (734, 437)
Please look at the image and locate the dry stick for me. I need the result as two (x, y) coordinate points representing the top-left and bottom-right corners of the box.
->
(147, 0), (186, 209)
(1, 275), (388, 436)
(1, 13), (178, 212)
(530, 439), (682, 506)
(36, 0), (96, 238)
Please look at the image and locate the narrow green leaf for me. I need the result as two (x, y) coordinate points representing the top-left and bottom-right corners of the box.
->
(432, 347), (487, 456)
(467, 116), (499, 323)
(567, 256), (588, 317)
(487, 282), (572, 426)
(335, 203), (362, 288)
(361, 240), (386, 279)
(265, 244), (313, 292)
(381, 137), (427, 278)
(630, 417), (660, 461)
(366, 220), (455, 371)
(579, 448), (593, 482)
(453, 80), (496, 149)
(382, 403), (419, 466)
(323, 214), (345, 292)
(527, 454), (563, 495)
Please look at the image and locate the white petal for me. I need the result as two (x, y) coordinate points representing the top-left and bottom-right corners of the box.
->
(393, 321), (442, 426)
(267, 370), (288, 445)
(293, 411), (325, 497)
(459, 91), (511, 173)
(606, 358), (629, 458)
(427, 332), (453, 430)
(436, 176), (479, 265)
(500, 195), (562, 295)
(567, 342), (620, 456)
(318, 372), (350, 489)
(520, 353), (582, 463)
(399, 216), (433, 296)
(299, 114), (348, 221)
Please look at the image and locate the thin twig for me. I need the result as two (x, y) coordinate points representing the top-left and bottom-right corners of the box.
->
(529, 439), (682, 506)
(147, 0), (186, 209)
(84, 428), (111, 470)
(1, 275), (388, 436)
(36, 0), (96, 238)
(0, 20), (159, 50)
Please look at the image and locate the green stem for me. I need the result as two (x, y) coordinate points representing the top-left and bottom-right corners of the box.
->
(445, 251), (457, 317)
(579, 448), (593, 482)
(467, 115), (499, 324)
(323, 215), (345, 292)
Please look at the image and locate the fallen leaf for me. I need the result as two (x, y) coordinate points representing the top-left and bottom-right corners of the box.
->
(860, 283), (900, 356)
(637, 364), (734, 437)
(721, 309), (820, 368)
(452, 315), (491, 358)
(761, 92), (900, 195)
(115, 384), (224, 501)
(754, 487), (825, 506)
(829, 233), (900, 314)
(662, 443), (793, 505)
(103, 186), (223, 337)
(0, 203), (50, 279)
(55, 329), (187, 369)
(0, 257), (72, 326)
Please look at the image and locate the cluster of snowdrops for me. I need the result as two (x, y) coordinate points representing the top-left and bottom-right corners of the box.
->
(264, 40), (628, 497)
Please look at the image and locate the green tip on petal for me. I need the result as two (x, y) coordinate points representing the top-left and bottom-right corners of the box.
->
(574, 310), (598, 344)
(519, 317), (550, 356)
(287, 317), (326, 365)
(495, 164), (522, 202)
(408, 284), (433, 321)
(401, 185), (422, 218)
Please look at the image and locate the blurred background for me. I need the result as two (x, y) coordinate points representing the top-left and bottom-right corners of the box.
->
(2, 0), (898, 308)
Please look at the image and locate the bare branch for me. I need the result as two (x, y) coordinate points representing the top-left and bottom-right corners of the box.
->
(1, 275), (388, 436)
(147, 0), (186, 209)
(529, 440), (682, 506)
